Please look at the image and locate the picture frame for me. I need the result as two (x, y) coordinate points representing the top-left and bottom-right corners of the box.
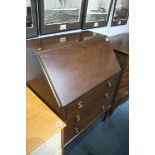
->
(38, 0), (85, 35)
(111, 0), (129, 26)
(82, 0), (113, 29)
(26, 0), (38, 39)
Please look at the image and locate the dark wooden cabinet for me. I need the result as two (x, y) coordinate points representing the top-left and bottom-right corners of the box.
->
(82, 0), (113, 29)
(26, 31), (121, 144)
(26, 0), (38, 38)
(109, 33), (129, 111)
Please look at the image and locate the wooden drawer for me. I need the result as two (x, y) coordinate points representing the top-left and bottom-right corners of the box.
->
(64, 73), (120, 143)
(65, 74), (119, 120)
(64, 99), (111, 143)
(64, 75), (118, 143)
(65, 93), (113, 129)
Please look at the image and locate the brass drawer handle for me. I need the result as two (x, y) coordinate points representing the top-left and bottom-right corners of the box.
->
(104, 93), (109, 99)
(75, 114), (81, 122)
(75, 128), (79, 134)
(102, 105), (105, 111)
(77, 101), (83, 109)
(107, 81), (112, 88)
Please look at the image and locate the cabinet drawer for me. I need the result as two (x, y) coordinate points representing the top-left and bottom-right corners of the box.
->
(65, 74), (119, 120)
(64, 100), (109, 143)
(65, 95), (112, 129)
(64, 73), (120, 143)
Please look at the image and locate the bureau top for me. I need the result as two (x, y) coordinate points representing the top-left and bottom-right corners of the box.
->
(27, 31), (121, 107)
(26, 87), (66, 154)
(109, 33), (129, 55)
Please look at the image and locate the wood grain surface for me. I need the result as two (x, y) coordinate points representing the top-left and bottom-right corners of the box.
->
(109, 33), (129, 55)
(26, 87), (66, 154)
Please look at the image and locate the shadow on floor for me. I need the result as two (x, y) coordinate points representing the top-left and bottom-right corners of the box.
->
(64, 100), (129, 155)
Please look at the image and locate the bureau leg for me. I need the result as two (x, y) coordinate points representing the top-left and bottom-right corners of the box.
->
(103, 109), (113, 122)
(102, 112), (110, 121)
(102, 113), (107, 122)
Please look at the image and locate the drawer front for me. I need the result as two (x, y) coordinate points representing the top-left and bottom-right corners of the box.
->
(65, 73), (119, 120)
(64, 100), (110, 143)
(65, 94), (112, 129)
(64, 81), (117, 143)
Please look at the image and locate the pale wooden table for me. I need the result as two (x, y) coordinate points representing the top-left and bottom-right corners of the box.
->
(26, 87), (66, 155)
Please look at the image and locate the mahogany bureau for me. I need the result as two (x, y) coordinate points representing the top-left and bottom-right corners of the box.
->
(26, 31), (121, 144)
(109, 33), (129, 112)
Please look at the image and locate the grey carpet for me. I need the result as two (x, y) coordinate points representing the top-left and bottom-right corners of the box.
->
(64, 100), (129, 155)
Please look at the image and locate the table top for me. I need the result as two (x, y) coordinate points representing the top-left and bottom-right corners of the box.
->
(26, 87), (66, 153)
(109, 33), (129, 55)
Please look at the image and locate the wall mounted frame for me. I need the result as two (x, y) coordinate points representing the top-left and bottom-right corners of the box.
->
(82, 0), (113, 29)
(26, 0), (38, 39)
(38, 0), (85, 35)
(111, 0), (129, 26)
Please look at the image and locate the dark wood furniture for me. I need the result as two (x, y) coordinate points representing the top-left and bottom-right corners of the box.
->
(26, 31), (121, 144)
(26, 0), (38, 38)
(82, 0), (113, 29)
(111, 0), (129, 26)
(109, 33), (129, 112)
(38, 0), (85, 35)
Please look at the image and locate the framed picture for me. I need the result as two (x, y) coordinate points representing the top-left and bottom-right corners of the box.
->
(38, 0), (84, 34)
(111, 0), (129, 26)
(82, 0), (113, 29)
(26, 0), (38, 38)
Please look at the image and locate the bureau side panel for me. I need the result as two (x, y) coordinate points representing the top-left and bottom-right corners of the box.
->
(26, 48), (61, 116)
